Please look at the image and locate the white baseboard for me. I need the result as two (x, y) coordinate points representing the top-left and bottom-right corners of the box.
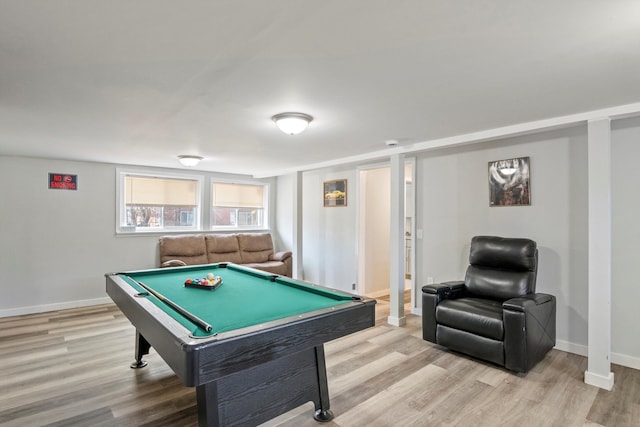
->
(387, 315), (406, 327)
(0, 297), (113, 318)
(611, 352), (640, 370)
(555, 339), (640, 370)
(584, 370), (615, 390)
(412, 317), (640, 372)
(554, 339), (588, 357)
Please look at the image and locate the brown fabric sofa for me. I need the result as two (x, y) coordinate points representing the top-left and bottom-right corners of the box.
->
(159, 233), (293, 277)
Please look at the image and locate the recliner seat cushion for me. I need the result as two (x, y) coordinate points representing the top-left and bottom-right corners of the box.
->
(436, 297), (504, 341)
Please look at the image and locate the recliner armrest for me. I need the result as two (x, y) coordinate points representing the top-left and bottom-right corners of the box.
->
(270, 251), (292, 262)
(503, 293), (553, 312)
(503, 293), (556, 372)
(422, 281), (465, 343)
(161, 259), (187, 268)
(422, 281), (466, 298)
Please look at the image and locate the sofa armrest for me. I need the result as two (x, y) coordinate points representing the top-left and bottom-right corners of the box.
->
(161, 259), (187, 268)
(270, 251), (292, 262)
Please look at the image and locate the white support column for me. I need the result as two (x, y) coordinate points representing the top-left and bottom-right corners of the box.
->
(292, 171), (304, 279)
(388, 153), (406, 326)
(584, 118), (614, 390)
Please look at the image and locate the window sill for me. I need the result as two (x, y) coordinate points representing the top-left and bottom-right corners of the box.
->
(116, 228), (271, 236)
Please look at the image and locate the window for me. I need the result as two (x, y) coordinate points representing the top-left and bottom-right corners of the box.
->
(118, 171), (202, 233)
(211, 181), (268, 229)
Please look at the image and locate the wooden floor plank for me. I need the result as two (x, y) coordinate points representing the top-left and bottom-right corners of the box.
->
(0, 301), (638, 427)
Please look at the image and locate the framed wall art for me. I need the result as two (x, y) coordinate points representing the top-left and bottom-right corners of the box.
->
(488, 157), (530, 206)
(323, 179), (347, 207)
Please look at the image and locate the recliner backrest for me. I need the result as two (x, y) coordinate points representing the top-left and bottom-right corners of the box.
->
(465, 236), (538, 300)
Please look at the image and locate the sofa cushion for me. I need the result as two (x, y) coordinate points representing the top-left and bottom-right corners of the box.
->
(238, 233), (274, 263)
(159, 235), (208, 265)
(205, 234), (243, 264)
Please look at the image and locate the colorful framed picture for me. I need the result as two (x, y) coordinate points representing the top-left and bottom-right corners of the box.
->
(323, 179), (347, 207)
(488, 157), (530, 206)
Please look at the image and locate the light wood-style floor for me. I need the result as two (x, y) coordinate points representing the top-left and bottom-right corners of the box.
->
(1, 300), (638, 427)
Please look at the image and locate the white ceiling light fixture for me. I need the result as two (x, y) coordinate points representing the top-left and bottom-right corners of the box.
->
(272, 112), (313, 135)
(178, 155), (203, 167)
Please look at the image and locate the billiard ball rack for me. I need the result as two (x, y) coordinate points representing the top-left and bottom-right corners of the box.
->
(184, 276), (223, 290)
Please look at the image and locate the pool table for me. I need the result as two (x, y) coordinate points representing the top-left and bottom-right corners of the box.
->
(106, 262), (376, 427)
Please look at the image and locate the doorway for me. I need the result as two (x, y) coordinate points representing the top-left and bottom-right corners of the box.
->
(357, 160), (415, 310)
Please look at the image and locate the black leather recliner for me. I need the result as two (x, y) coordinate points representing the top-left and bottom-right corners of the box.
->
(422, 236), (556, 373)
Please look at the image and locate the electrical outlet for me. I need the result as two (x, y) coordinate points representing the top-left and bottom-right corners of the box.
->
(352, 283), (356, 290)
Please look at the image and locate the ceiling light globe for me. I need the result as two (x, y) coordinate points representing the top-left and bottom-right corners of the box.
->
(272, 112), (313, 135)
(178, 155), (203, 167)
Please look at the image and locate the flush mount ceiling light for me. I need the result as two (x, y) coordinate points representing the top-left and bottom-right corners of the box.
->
(178, 155), (203, 167)
(271, 112), (313, 135)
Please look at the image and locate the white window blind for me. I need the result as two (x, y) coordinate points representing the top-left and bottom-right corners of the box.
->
(212, 183), (264, 208)
(211, 181), (268, 229)
(118, 171), (202, 233)
(125, 176), (198, 206)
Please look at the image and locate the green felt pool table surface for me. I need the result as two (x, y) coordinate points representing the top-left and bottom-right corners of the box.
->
(119, 263), (358, 337)
(106, 262), (376, 427)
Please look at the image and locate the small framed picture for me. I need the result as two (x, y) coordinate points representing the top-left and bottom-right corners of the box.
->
(489, 157), (530, 206)
(323, 179), (347, 207)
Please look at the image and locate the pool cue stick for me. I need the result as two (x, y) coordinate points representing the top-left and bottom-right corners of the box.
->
(135, 280), (212, 333)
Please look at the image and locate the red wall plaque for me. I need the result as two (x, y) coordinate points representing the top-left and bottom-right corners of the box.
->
(49, 173), (78, 190)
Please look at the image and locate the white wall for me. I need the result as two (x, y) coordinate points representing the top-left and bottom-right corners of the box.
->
(0, 156), (275, 316)
(611, 116), (640, 365)
(5, 117), (640, 368)
(300, 167), (358, 292)
(293, 121), (640, 368)
(416, 126), (589, 353)
(360, 166), (391, 296)
(274, 173), (294, 253)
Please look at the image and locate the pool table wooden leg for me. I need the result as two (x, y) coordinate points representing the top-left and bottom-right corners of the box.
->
(196, 381), (220, 427)
(130, 330), (150, 368)
(313, 345), (334, 422)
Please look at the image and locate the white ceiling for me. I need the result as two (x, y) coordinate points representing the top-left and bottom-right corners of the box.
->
(1, 1), (639, 177)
